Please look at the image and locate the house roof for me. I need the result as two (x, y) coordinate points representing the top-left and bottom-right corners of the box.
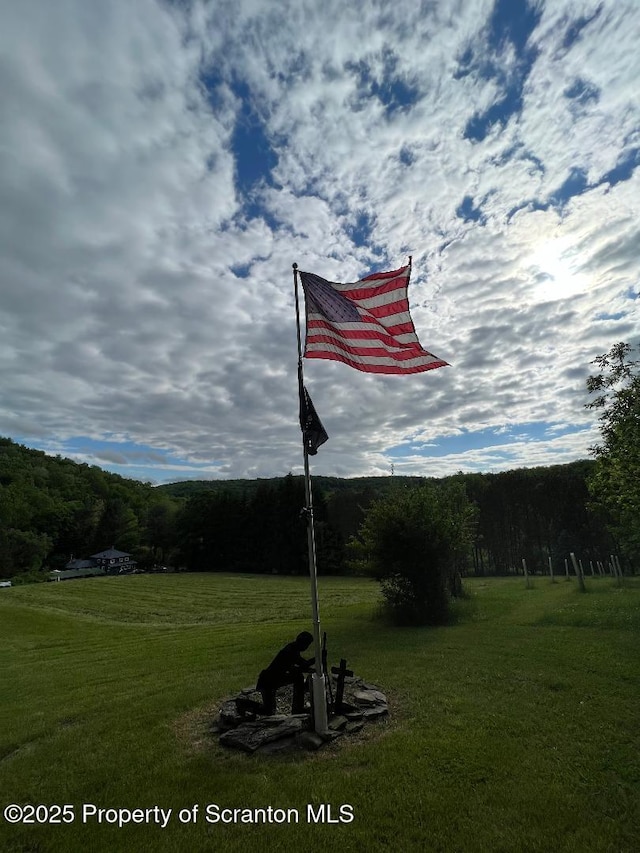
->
(51, 567), (106, 580)
(90, 548), (132, 559)
(65, 558), (96, 570)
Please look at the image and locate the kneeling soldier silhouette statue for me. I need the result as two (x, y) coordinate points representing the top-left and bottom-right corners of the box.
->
(256, 631), (315, 715)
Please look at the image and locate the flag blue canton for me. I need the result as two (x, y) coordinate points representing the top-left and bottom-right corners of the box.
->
(302, 273), (361, 323)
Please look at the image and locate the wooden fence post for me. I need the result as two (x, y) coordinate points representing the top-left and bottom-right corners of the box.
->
(612, 555), (623, 587)
(570, 552), (586, 592)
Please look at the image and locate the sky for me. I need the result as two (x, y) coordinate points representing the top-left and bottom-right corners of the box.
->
(1, 0), (639, 485)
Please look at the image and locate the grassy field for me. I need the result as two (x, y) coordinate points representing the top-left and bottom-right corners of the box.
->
(1, 572), (638, 852)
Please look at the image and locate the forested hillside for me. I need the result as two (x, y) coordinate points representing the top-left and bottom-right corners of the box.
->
(167, 461), (616, 578)
(0, 436), (619, 580)
(0, 438), (178, 578)
(445, 462), (611, 574)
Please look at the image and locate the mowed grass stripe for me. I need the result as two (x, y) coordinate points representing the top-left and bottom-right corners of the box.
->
(2, 573), (381, 626)
(1, 575), (638, 853)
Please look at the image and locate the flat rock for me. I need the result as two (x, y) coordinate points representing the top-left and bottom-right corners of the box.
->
(219, 717), (308, 753)
(259, 735), (298, 754)
(328, 715), (348, 732)
(320, 729), (343, 742)
(260, 714), (290, 726)
(344, 710), (364, 722)
(346, 721), (364, 734)
(297, 731), (325, 751)
(362, 706), (388, 719)
(219, 700), (245, 728)
(353, 689), (387, 706)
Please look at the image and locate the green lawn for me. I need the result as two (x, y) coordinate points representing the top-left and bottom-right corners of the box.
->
(1, 573), (638, 852)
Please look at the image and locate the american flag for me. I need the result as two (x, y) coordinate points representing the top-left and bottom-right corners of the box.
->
(299, 265), (448, 375)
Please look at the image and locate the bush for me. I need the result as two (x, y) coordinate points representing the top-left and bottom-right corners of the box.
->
(350, 481), (475, 625)
(10, 568), (49, 585)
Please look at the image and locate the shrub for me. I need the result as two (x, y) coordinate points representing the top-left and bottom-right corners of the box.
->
(350, 481), (475, 625)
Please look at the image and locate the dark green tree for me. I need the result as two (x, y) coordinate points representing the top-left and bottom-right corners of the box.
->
(586, 341), (640, 566)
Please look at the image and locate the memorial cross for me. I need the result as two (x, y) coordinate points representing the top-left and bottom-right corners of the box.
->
(331, 658), (353, 711)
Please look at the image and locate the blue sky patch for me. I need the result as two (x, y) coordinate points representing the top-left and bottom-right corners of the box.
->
(199, 68), (227, 113)
(486, 0), (542, 54)
(345, 209), (376, 248)
(550, 167), (589, 208)
(230, 262), (253, 279)
(229, 78), (278, 196)
(601, 147), (640, 189)
(595, 311), (626, 322)
(346, 49), (420, 117)
(456, 195), (487, 224)
(399, 146), (415, 166)
(561, 4), (604, 51)
(462, 0), (542, 142)
(564, 77), (600, 106)
(387, 422), (584, 461)
(371, 75), (420, 117)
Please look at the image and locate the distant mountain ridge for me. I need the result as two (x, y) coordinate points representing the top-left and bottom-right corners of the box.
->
(156, 474), (428, 500)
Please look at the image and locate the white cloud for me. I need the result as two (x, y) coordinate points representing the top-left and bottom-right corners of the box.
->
(0, 0), (638, 482)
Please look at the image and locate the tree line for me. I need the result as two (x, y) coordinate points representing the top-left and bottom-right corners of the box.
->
(0, 436), (620, 582)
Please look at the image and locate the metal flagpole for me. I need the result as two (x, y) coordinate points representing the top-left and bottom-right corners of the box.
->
(293, 262), (329, 734)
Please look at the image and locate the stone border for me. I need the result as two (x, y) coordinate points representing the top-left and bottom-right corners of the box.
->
(212, 674), (389, 754)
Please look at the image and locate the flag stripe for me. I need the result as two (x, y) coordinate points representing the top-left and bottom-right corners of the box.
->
(307, 317), (417, 338)
(306, 336), (430, 361)
(307, 319), (419, 346)
(308, 304), (415, 332)
(306, 328), (421, 352)
(361, 266), (409, 282)
(330, 279), (407, 301)
(305, 349), (448, 374)
(318, 268), (409, 294)
(362, 300), (411, 321)
(307, 314), (416, 336)
(300, 265), (448, 376)
(349, 286), (409, 311)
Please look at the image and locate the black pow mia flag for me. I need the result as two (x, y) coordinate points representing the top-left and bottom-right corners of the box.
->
(299, 380), (329, 456)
